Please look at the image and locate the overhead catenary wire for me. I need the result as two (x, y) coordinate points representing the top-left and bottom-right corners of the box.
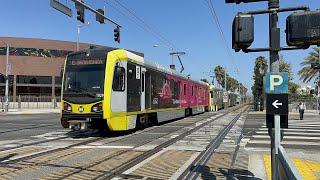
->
(106, 0), (178, 51)
(113, 0), (178, 50)
(204, 0), (240, 75)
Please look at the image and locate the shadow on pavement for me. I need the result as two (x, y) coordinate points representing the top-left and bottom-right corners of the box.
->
(190, 165), (262, 180)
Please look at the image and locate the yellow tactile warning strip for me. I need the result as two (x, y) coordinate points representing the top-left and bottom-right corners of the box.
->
(263, 154), (320, 180)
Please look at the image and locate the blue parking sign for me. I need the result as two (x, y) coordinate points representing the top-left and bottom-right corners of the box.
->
(265, 72), (288, 94)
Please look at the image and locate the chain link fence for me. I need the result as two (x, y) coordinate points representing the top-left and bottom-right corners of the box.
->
(0, 95), (61, 110)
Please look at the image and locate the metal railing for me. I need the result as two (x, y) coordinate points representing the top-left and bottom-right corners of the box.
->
(271, 115), (302, 180)
(0, 95), (61, 110)
(278, 145), (302, 180)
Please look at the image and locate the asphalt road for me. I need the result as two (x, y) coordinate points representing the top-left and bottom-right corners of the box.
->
(0, 114), (62, 140)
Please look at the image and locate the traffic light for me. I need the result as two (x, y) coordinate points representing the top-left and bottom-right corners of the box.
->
(232, 14), (254, 52)
(96, 9), (104, 24)
(75, 2), (85, 23)
(311, 63), (320, 69)
(286, 10), (320, 47)
(225, 0), (267, 4)
(114, 26), (120, 43)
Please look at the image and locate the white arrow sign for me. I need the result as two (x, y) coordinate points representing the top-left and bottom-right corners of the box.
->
(272, 100), (282, 109)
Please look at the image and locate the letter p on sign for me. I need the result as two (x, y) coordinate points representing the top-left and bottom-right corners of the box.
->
(270, 75), (283, 91)
(265, 73), (288, 94)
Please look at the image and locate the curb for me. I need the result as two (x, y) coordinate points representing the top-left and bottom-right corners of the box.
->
(0, 111), (60, 116)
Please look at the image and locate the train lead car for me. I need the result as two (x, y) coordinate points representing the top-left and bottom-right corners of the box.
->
(60, 47), (238, 131)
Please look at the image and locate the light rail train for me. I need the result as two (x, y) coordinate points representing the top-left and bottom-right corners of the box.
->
(60, 47), (239, 131)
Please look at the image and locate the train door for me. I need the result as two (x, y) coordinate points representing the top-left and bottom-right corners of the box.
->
(127, 62), (141, 112)
(111, 62), (127, 112)
(145, 71), (151, 109)
(141, 67), (146, 111)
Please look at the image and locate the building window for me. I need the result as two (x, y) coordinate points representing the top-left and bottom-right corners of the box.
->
(0, 75), (5, 83)
(0, 47), (73, 58)
(55, 87), (61, 97)
(17, 75), (52, 84)
(17, 86), (51, 96)
(0, 75), (14, 96)
(55, 76), (62, 85)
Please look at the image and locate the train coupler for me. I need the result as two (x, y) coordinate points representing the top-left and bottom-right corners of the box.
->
(68, 119), (91, 131)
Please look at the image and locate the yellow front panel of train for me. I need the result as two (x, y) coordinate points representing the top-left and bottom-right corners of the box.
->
(108, 116), (127, 130)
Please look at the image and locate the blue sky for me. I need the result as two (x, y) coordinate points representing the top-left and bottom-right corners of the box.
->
(0, 0), (319, 92)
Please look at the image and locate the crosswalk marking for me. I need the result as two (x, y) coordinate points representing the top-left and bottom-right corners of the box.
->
(244, 116), (320, 150)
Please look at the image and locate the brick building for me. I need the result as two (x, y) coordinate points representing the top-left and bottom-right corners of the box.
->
(0, 37), (93, 102)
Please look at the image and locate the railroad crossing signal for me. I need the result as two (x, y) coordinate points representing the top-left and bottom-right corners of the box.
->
(265, 72), (289, 128)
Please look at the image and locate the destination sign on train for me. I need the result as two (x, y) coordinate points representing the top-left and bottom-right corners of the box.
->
(70, 59), (104, 65)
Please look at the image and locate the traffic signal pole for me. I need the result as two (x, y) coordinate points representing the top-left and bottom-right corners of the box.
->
(268, 1), (281, 179)
(4, 44), (9, 112)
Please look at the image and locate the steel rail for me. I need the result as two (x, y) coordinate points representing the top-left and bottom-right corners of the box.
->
(178, 106), (249, 180)
(94, 105), (248, 180)
(0, 109), (222, 165)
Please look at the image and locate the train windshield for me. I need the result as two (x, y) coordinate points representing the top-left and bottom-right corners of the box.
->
(63, 58), (105, 100)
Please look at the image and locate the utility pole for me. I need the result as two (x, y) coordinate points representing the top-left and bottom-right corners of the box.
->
(76, 22), (90, 51)
(318, 47), (320, 114)
(239, 83), (241, 104)
(224, 67), (227, 91)
(4, 44), (9, 112)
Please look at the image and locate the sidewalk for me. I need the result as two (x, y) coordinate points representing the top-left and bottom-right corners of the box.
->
(0, 108), (60, 115)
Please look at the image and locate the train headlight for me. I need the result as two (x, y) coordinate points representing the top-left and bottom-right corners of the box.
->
(92, 102), (103, 112)
(64, 102), (72, 112)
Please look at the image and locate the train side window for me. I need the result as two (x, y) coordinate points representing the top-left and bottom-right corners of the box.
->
(112, 66), (125, 91)
(191, 86), (194, 96)
(184, 84), (186, 95)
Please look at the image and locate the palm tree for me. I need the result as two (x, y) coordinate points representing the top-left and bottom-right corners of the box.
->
(214, 66), (226, 88)
(299, 47), (320, 83)
(252, 56), (268, 110)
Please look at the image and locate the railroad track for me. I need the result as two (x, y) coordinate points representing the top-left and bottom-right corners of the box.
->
(0, 111), (224, 179)
(178, 106), (249, 179)
(0, 124), (57, 134)
(94, 105), (249, 180)
(0, 105), (247, 179)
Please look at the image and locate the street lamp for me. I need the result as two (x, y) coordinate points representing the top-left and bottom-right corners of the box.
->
(1, 41), (10, 112)
(76, 21), (90, 51)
